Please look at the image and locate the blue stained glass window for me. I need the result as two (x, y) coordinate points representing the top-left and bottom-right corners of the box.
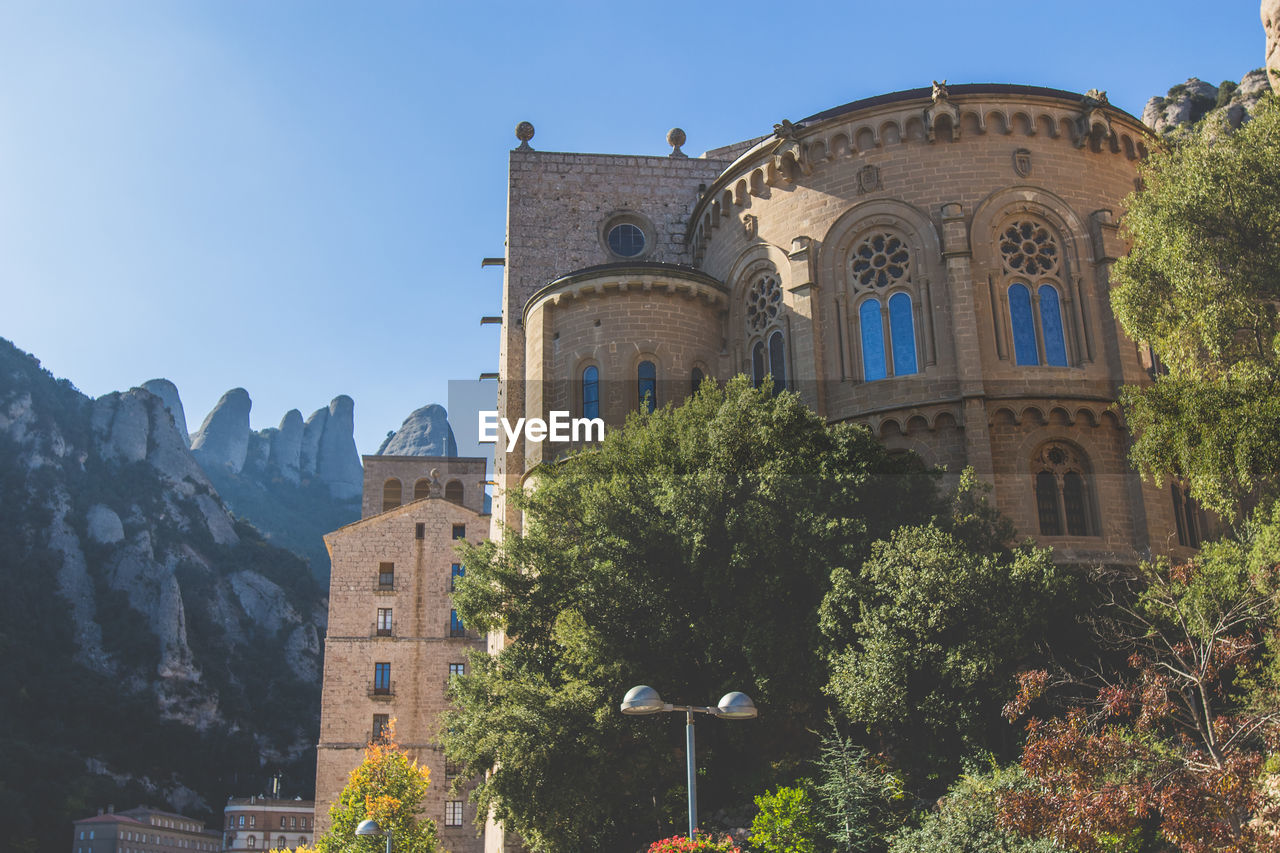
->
(768, 331), (786, 395)
(1038, 285), (1068, 367)
(860, 299), (887, 381)
(1009, 283), (1039, 366)
(637, 361), (656, 412)
(582, 366), (599, 419)
(888, 292), (918, 376)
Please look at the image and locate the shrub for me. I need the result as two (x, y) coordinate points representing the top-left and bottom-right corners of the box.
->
(647, 833), (740, 852)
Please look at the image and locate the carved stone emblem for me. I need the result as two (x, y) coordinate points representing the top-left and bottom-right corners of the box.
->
(742, 213), (758, 239)
(1013, 148), (1032, 177)
(857, 164), (881, 194)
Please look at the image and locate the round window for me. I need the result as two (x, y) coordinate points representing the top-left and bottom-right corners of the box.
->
(607, 223), (646, 257)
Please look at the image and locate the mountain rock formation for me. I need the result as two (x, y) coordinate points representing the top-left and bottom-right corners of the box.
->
(1142, 70), (1271, 134)
(376, 403), (458, 456)
(1265, 0), (1279, 92)
(141, 378), (189, 446)
(0, 338), (325, 852)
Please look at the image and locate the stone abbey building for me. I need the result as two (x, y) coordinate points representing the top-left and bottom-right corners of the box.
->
(317, 82), (1200, 852)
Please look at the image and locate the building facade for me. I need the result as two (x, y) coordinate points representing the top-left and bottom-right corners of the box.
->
(494, 83), (1198, 574)
(315, 455), (488, 851)
(73, 807), (220, 853)
(221, 797), (315, 852)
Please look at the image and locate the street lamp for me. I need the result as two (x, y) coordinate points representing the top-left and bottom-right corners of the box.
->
(620, 685), (757, 841)
(355, 819), (390, 853)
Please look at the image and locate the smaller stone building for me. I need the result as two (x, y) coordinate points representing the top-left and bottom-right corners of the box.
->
(315, 455), (489, 852)
(221, 797), (315, 852)
(72, 806), (219, 853)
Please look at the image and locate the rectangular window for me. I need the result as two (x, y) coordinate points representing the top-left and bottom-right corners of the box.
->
(373, 710), (389, 740)
(451, 524), (465, 540)
(249, 818), (255, 828)
(301, 819), (307, 830)
(444, 801), (463, 827)
(376, 608), (393, 636)
(450, 610), (465, 638)
(290, 818), (296, 830)
(378, 562), (394, 588)
(445, 758), (461, 778)
(449, 662), (465, 678)
(374, 662), (391, 694)
(450, 563), (464, 591)
(415, 522), (425, 540)
(280, 818), (286, 830)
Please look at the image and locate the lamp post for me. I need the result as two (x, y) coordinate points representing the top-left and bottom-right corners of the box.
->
(355, 819), (390, 853)
(620, 685), (757, 842)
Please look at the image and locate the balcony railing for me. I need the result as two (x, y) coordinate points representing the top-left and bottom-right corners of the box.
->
(368, 681), (395, 698)
(371, 622), (393, 637)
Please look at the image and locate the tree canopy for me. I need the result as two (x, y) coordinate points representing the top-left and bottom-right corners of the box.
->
(443, 378), (939, 851)
(1111, 94), (1280, 517)
(313, 729), (439, 853)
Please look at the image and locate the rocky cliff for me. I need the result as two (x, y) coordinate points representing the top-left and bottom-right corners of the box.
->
(375, 403), (458, 456)
(1142, 70), (1271, 134)
(180, 389), (364, 580)
(0, 338), (326, 852)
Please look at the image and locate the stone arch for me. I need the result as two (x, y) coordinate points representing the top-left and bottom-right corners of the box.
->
(879, 120), (901, 145)
(749, 168), (766, 196)
(1019, 434), (1104, 538)
(933, 113), (956, 143)
(1074, 406), (1101, 427)
(855, 126), (877, 151)
(727, 243), (791, 384)
(382, 478), (402, 512)
(734, 179), (748, 206)
(413, 478), (431, 501)
(961, 110), (984, 135)
(831, 132), (851, 158)
(903, 116), (926, 141)
(992, 406), (1019, 426)
(1011, 111), (1035, 135)
(932, 409), (959, 430)
(1101, 409), (1123, 430)
(444, 480), (464, 504)
(905, 413), (930, 433)
(1048, 405), (1073, 425)
(1121, 134), (1136, 160)
(877, 416), (905, 438)
(985, 110), (1010, 135)
(808, 139), (828, 162)
(1021, 404), (1049, 426)
(1036, 113), (1058, 137)
(881, 434), (937, 469)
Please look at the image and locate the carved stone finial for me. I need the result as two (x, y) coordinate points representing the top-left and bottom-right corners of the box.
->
(932, 80), (950, 102)
(515, 121), (535, 151)
(667, 127), (687, 158)
(1084, 88), (1109, 105)
(773, 119), (799, 139)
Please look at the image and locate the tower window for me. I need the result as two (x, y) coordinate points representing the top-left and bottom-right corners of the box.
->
(582, 366), (600, 420)
(373, 662), (391, 694)
(444, 480), (464, 504)
(376, 608), (392, 636)
(637, 361), (657, 413)
(767, 331), (786, 395)
(413, 479), (431, 501)
(452, 524), (465, 540)
(1000, 219), (1070, 367)
(378, 562), (395, 588)
(382, 478), (402, 512)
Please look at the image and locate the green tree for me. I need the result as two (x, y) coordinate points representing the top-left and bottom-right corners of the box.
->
(812, 724), (903, 853)
(749, 785), (820, 853)
(823, 520), (1070, 784)
(314, 730), (439, 853)
(1111, 94), (1280, 518)
(443, 378), (939, 852)
(888, 765), (1063, 853)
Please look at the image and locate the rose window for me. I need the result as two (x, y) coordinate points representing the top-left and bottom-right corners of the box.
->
(1000, 221), (1060, 276)
(746, 273), (782, 332)
(851, 233), (910, 289)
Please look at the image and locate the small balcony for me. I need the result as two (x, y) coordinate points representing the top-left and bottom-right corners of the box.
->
(371, 622), (393, 638)
(368, 681), (395, 699)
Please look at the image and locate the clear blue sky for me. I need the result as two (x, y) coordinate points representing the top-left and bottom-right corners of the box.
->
(0, 0), (1265, 454)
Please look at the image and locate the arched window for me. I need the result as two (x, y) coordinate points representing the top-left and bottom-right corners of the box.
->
(382, 479), (401, 512)
(1000, 220), (1070, 367)
(582, 366), (599, 419)
(247, 838), (255, 850)
(413, 479), (430, 501)
(768, 331), (786, 395)
(444, 480), (464, 504)
(751, 342), (767, 387)
(860, 299), (887, 381)
(1032, 442), (1097, 537)
(1171, 483), (1202, 548)
(637, 361), (656, 412)
(691, 367), (704, 395)
(849, 232), (919, 381)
